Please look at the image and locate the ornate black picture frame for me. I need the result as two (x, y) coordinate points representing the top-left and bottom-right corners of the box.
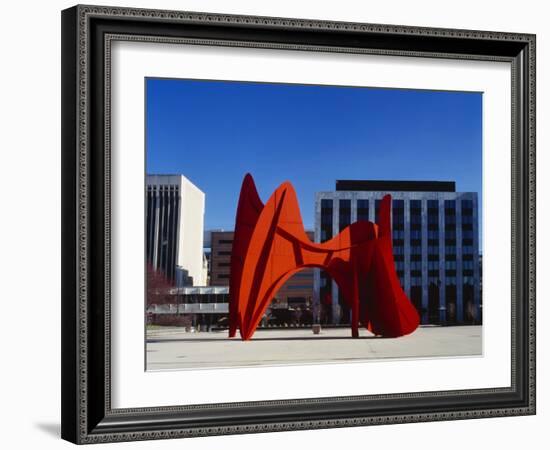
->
(61, 4), (536, 444)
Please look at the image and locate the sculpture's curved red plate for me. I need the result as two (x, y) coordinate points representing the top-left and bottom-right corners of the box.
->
(229, 174), (420, 340)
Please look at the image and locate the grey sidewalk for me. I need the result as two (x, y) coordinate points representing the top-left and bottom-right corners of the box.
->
(146, 325), (482, 370)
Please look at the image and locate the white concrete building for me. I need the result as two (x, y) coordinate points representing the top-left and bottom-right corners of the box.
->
(146, 174), (207, 287)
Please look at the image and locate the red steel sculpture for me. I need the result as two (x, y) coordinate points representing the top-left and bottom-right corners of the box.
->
(229, 174), (420, 340)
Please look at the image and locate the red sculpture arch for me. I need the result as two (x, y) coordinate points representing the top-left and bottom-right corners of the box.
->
(229, 174), (420, 340)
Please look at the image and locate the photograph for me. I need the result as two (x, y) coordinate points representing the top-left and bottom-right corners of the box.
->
(57, 3), (536, 444)
(144, 78), (483, 370)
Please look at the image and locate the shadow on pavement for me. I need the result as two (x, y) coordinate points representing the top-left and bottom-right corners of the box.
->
(147, 335), (387, 343)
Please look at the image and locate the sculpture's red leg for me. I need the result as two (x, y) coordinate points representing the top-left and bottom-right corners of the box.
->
(229, 174), (264, 338)
(351, 261), (360, 338)
(351, 300), (360, 338)
(228, 318), (238, 338)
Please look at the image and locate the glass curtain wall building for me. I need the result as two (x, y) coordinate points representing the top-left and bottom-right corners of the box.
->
(313, 180), (481, 326)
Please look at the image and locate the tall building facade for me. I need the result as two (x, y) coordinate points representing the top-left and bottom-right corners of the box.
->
(314, 180), (481, 326)
(146, 174), (207, 286)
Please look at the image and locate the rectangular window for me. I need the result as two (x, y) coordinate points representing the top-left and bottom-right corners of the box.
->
(320, 199), (333, 243)
(292, 271), (313, 279)
(444, 200), (456, 211)
(392, 199), (405, 229)
(321, 199), (333, 223)
(357, 199), (369, 221)
(410, 230), (422, 240)
(445, 215), (456, 225)
(285, 285), (309, 290)
(411, 246), (421, 255)
(445, 276), (457, 286)
(393, 215), (405, 226)
(461, 199), (473, 210)
(445, 230), (456, 240)
(339, 199), (351, 231)
(392, 230), (405, 240)
(445, 260), (457, 270)
(462, 230), (474, 239)
(428, 246), (439, 255)
(428, 231), (438, 240)
(392, 199), (404, 209)
(339, 199), (351, 210)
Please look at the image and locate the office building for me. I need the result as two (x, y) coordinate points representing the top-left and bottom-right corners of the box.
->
(209, 231), (234, 285)
(146, 174), (207, 287)
(314, 180), (481, 325)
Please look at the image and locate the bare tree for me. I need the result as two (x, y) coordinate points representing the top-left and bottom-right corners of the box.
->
(146, 263), (174, 307)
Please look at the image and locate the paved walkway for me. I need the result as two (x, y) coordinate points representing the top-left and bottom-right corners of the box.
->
(146, 325), (482, 370)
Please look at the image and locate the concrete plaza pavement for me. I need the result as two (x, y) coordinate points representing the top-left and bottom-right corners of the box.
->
(146, 325), (482, 370)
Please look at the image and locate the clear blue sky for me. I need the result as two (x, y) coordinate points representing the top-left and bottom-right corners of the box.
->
(146, 78), (482, 231)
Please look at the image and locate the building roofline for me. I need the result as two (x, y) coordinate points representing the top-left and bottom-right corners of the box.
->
(335, 180), (456, 192)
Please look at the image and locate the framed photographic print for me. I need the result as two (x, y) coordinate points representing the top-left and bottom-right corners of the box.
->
(61, 4), (536, 444)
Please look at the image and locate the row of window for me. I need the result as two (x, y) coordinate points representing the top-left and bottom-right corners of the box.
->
(322, 213), (474, 232)
(320, 198), (477, 251)
(284, 285), (311, 290)
(393, 260), (476, 269)
(392, 246), (475, 258)
(391, 230), (475, 241)
(410, 230), (422, 239)
(393, 230), (405, 239)
(445, 246), (475, 254)
(320, 199), (475, 213)
(147, 185), (179, 192)
(394, 256), (474, 270)
(321, 275), (476, 288)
